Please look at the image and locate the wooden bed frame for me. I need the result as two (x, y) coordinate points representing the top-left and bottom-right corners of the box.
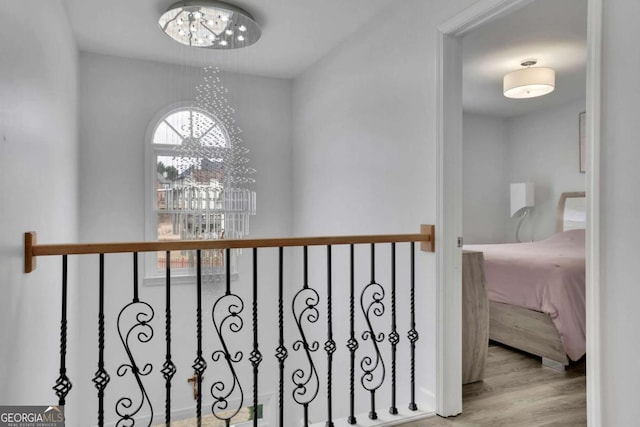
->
(488, 191), (585, 370)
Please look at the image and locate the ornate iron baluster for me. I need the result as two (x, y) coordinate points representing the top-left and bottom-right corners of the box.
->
(408, 243), (419, 411)
(275, 247), (288, 427)
(115, 252), (154, 427)
(360, 244), (385, 420)
(325, 245), (336, 427)
(161, 251), (176, 425)
(389, 243), (399, 415)
(250, 248), (263, 427)
(193, 250), (207, 427)
(211, 248), (244, 426)
(54, 255), (72, 406)
(93, 254), (110, 427)
(291, 246), (320, 427)
(347, 245), (358, 425)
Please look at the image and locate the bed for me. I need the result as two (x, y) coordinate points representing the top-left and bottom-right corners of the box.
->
(465, 192), (586, 369)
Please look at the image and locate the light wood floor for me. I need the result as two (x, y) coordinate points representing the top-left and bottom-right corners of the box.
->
(404, 344), (586, 426)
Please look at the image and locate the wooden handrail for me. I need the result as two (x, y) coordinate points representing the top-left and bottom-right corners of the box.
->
(24, 225), (435, 273)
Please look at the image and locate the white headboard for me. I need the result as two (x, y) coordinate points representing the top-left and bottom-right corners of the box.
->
(556, 192), (586, 232)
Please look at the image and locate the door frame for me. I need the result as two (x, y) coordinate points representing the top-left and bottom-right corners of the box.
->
(435, 0), (603, 424)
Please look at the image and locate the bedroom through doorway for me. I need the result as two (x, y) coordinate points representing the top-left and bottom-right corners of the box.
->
(459, 0), (588, 423)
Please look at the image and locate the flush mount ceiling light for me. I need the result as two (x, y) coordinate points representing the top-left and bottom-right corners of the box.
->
(159, 0), (261, 49)
(503, 59), (555, 99)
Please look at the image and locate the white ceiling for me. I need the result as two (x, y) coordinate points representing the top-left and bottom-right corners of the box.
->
(62, 0), (587, 115)
(62, 0), (394, 79)
(463, 0), (588, 118)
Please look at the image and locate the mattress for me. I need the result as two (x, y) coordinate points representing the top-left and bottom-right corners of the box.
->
(465, 229), (586, 361)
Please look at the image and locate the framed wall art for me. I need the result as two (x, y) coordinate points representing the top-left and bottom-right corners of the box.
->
(579, 111), (586, 173)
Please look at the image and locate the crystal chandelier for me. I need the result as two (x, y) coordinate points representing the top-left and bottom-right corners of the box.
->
(166, 67), (256, 245)
(155, 2), (258, 280)
(158, 0), (261, 49)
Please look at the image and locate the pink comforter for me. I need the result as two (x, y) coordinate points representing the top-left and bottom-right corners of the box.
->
(466, 229), (586, 361)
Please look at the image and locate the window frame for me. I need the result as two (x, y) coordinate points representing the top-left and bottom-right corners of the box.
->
(143, 102), (237, 285)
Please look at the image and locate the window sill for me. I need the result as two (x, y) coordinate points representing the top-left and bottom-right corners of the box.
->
(143, 272), (239, 287)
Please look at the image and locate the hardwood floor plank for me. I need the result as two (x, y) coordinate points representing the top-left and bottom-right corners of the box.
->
(402, 344), (586, 426)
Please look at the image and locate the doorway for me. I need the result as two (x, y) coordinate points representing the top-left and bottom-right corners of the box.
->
(435, 0), (602, 424)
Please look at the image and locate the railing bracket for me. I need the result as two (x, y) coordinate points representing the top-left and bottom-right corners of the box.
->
(25, 231), (37, 273)
(420, 224), (435, 253)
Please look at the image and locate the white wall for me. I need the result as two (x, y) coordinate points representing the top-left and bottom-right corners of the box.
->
(462, 100), (585, 244)
(291, 0), (476, 420)
(78, 52), (293, 242)
(0, 0), (79, 414)
(75, 52), (293, 425)
(462, 113), (510, 244)
(292, 3), (438, 237)
(601, 1), (640, 424)
(506, 99), (586, 240)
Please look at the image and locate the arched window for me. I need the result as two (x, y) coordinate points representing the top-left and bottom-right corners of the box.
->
(152, 106), (229, 148)
(145, 104), (241, 282)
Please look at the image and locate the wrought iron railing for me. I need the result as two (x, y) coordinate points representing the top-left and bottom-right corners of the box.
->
(24, 225), (435, 427)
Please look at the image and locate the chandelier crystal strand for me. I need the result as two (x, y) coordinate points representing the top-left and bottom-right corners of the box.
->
(168, 67), (255, 278)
